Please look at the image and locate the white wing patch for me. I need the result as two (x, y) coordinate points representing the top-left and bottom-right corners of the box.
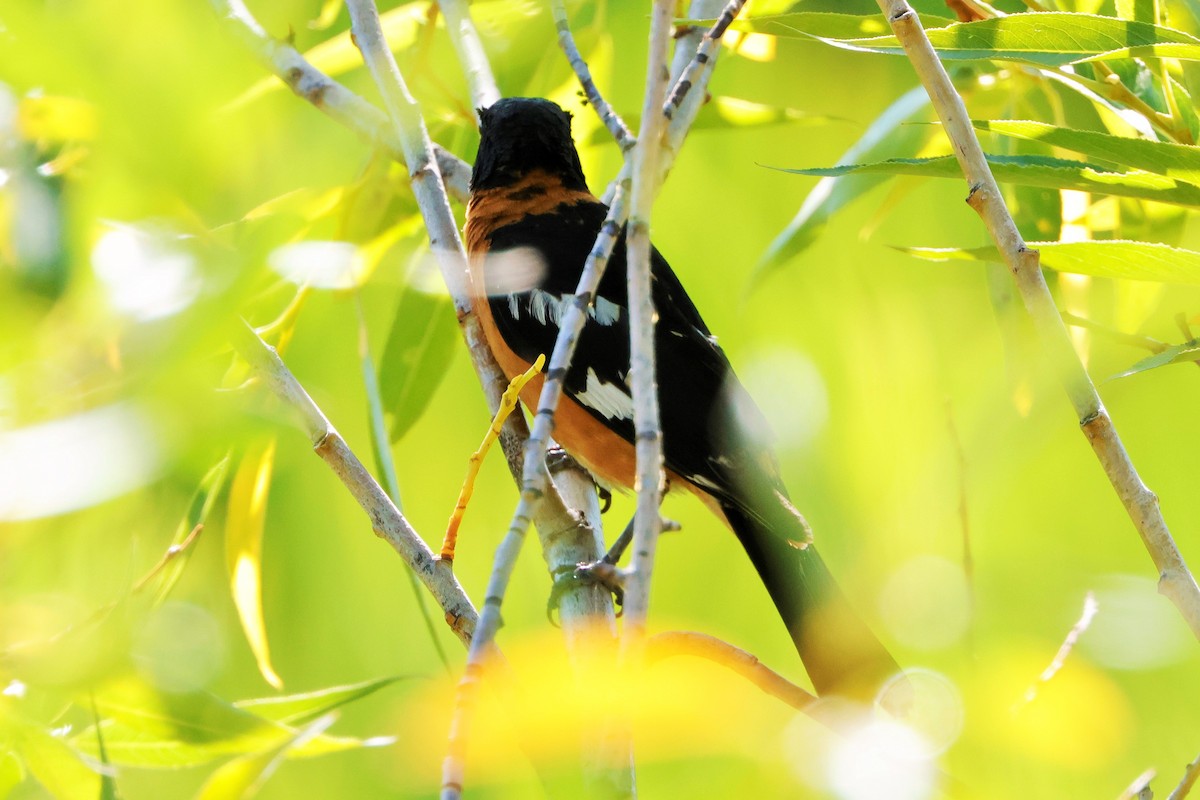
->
(576, 367), (634, 420)
(511, 289), (623, 327)
(591, 296), (622, 325)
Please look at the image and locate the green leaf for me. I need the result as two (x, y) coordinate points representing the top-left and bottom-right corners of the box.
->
(591, 96), (841, 145)
(233, 677), (404, 727)
(1111, 341), (1200, 379)
(89, 680), (288, 750)
(803, 13), (1200, 68)
(900, 240), (1200, 284)
(971, 120), (1200, 186)
(74, 680), (392, 768)
(379, 254), (459, 443)
(775, 153), (1200, 207)
(154, 455), (230, 605)
(755, 84), (933, 279)
(73, 723), (379, 769)
(13, 724), (102, 800)
(702, 12), (957, 39)
(192, 715), (336, 800)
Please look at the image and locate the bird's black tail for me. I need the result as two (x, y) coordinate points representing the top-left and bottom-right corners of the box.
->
(720, 497), (900, 701)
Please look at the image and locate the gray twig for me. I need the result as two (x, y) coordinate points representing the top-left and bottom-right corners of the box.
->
(436, 0), (501, 114)
(620, 0), (674, 646)
(663, 0), (746, 122)
(230, 321), (479, 642)
(876, 0), (1200, 639)
(552, 0), (635, 150)
(1169, 753), (1200, 800)
(209, 0), (471, 202)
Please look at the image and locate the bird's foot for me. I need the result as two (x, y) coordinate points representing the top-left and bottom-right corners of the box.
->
(547, 560), (626, 624)
(544, 447), (611, 512)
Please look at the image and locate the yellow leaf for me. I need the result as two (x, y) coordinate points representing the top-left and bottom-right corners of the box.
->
(226, 438), (282, 689)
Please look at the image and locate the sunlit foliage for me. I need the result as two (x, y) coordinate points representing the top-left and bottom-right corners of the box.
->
(2, 0), (1200, 798)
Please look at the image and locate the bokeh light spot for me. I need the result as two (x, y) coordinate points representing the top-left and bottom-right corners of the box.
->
(879, 555), (971, 651)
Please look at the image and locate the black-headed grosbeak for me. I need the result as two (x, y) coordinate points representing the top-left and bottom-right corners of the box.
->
(465, 97), (898, 698)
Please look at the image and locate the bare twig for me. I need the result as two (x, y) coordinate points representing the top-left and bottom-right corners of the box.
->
(1169, 754), (1200, 800)
(876, 0), (1200, 639)
(553, 0), (635, 150)
(209, 0), (472, 202)
(658, 0), (742, 184)
(647, 632), (816, 710)
(1120, 769), (1157, 800)
(1020, 592), (1097, 705)
(230, 320), (480, 642)
(435, 0), (501, 114)
(620, 0), (675, 645)
(662, 0), (746, 122)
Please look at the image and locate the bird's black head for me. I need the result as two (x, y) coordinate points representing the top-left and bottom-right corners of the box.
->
(470, 97), (589, 194)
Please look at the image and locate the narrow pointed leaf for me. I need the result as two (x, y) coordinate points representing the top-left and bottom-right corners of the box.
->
(900, 240), (1200, 284)
(755, 85), (933, 280)
(233, 677), (404, 726)
(154, 455), (230, 605)
(1111, 342), (1200, 379)
(14, 725), (102, 800)
(971, 120), (1200, 186)
(775, 153), (1200, 207)
(799, 13), (1200, 68)
(697, 12), (957, 39)
(192, 715), (335, 800)
(226, 439), (282, 689)
(379, 255), (459, 443)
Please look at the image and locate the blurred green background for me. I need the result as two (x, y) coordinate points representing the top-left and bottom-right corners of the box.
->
(3, 0), (1200, 797)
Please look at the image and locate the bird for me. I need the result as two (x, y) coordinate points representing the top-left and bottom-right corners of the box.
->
(464, 96), (899, 699)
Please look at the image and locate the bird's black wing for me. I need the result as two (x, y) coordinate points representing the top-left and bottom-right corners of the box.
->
(482, 198), (781, 515)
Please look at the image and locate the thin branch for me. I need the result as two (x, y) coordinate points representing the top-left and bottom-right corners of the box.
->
(442, 355), (546, 563)
(552, 0), (635, 150)
(876, 0), (1200, 639)
(230, 320), (480, 643)
(662, 0), (746, 123)
(435, 0), (501, 114)
(209, 0), (472, 203)
(1019, 591), (1097, 705)
(658, 0), (742, 183)
(1120, 769), (1157, 800)
(620, 0), (675, 643)
(647, 632), (816, 710)
(1169, 754), (1200, 800)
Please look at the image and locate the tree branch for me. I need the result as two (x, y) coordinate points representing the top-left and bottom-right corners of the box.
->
(435, 0), (501, 114)
(229, 320), (479, 642)
(620, 0), (674, 644)
(1169, 753), (1200, 800)
(876, 0), (1200, 638)
(662, 0), (745, 123)
(647, 632), (816, 710)
(552, 0), (635, 150)
(209, 0), (472, 203)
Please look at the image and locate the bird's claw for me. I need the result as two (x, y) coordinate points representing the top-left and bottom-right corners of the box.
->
(546, 561), (626, 625)
(545, 447), (611, 513)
